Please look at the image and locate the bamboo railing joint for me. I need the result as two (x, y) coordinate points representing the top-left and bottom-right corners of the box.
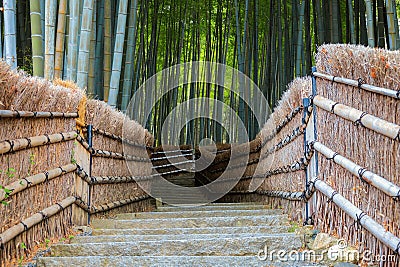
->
(353, 112), (368, 127)
(395, 129), (400, 142)
(20, 222), (28, 232)
(330, 102), (339, 114)
(354, 212), (368, 231)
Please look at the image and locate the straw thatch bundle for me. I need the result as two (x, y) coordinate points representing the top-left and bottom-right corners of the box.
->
(315, 44), (400, 265)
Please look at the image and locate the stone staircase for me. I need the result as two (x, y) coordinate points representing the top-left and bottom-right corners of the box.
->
(37, 203), (325, 266)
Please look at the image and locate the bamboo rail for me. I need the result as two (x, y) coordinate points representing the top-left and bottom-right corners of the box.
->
(313, 72), (400, 99)
(313, 95), (400, 141)
(92, 149), (151, 162)
(90, 127), (148, 149)
(152, 160), (195, 169)
(0, 132), (78, 155)
(311, 177), (400, 255)
(151, 149), (193, 155)
(75, 195), (151, 214)
(151, 153), (193, 161)
(0, 164), (77, 201)
(312, 141), (400, 200)
(0, 197), (76, 246)
(0, 110), (79, 118)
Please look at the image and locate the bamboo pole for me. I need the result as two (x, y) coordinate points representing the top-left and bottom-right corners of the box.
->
(313, 141), (400, 199)
(313, 95), (400, 141)
(92, 149), (151, 162)
(0, 196), (76, 246)
(54, 0), (67, 79)
(44, 0), (57, 80)
(385, 0), (400, 50)
(0, 110), (78, 118)
(108, 0), (129, 108)
(91, 127), (148, 148)
(0, 164), (77, 201)
(67, 0), (80, 81)
(312, 177), (400, 255)
(75, 195), (150, 214)
(313, 72), (400, 99)
(151, 153), (193, 162)
(152, 160), (195, 170)
(364, 0), (375, 47)
(77, 0), (95, 89)
(3, 0), (17, 69)
(0, 131), (77, 155)
(30, 0), (44, 76)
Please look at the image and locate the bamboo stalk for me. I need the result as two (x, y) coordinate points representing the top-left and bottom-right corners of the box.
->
(0, 131), (77, 154)
(312, 141), (400, 199)
(44, 0), (57, 80)
(54, 0), (67, 79)
(0, 164), (77, 201)
(314, 95), (400, 141)
(0, 196), (76, 246)
(0, 110), (78, 118)
(3, 0), (18, 69)
(77, 0), (95, 89)
(313, 72), (400, 99)
(312, 177), (400, 254)
(29, 0), (44, 76)
(151, 153), (193, 162)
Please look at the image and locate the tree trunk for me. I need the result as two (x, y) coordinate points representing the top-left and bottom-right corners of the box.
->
(103, 0), (112, 101)
(45, 0), (57, 80)
(365, 0), (376, 47)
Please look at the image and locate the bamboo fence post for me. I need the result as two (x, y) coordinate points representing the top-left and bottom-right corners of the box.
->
(303, 68), (319, 225)
(72, 132), (91, 226)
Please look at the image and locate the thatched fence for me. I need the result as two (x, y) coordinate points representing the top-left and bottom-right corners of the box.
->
(197, 45), (399, 266)
(0, 63), (155, 266)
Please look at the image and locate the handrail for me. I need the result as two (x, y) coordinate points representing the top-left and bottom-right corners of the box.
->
(312, 141), (400, 200)
(0, 110), (79, 118)
(313, 71), (400, 99)
(313, 95), (400, 141)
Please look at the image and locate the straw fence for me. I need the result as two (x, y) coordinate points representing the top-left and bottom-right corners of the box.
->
(0, 62), (155, 266)
(197, 45), (400, 265)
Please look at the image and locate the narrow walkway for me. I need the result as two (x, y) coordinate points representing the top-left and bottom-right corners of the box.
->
(37, 203), (324, 266)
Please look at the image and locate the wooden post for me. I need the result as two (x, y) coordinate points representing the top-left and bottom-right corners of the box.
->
(72, 133), (91, 226)
(303, 67), (319, 225)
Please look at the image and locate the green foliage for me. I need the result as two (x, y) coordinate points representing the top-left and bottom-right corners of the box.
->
(288, 221), (300, 233)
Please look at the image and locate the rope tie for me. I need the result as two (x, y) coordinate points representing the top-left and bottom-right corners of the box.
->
(49, 112), (54, 119)
(33, 112), (38, 117)
(330, 102), (339, 114)
(358, 78), (365, 89)
(38, 211), (48, 220)
(358, 168), (369, 184)
(20, 221), (28, 232)
(327, 191), (338, 203)
(5, 140), (15, 153)
(60, 133), (65, 142)
(395, 242), (400, 255)
(303, 216), (315, 226)
(44, 171), (50, 182)
(56, 203), (64, 211)
(393, 190), (400, 202)
(354, 212), (367, 231)
(15, 110), (21, 118)
(25, 138), (32, 149)
(395, 129), (400, 142)
(23, 178), (33, 187)
(44, 134), (51, 144)
(0, 237), (4, 250)
(331, 76), (337, 85)
(58, 166), (66, 174)
(327, 152), (339, 161)
(396, 89), (400, 100)
(353, 112), (368, 128)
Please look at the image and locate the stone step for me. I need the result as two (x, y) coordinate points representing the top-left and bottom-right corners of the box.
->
(50, 235), (302, 257)
(37, 256), (326, 267)
(92, 225), (291, 236)
(156, 204), (271, 211)
(91, 215), (289, 229)
(73, 233), (294, 244)
(115, 209), (282, 219)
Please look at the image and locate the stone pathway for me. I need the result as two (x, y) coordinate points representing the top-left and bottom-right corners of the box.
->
(37, 203), (325, 266)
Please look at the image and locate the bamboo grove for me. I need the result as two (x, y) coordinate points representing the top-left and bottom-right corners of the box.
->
(0, 0), (399, 145)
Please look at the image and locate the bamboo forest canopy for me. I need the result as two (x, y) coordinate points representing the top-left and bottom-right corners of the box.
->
(1, 0), (400, 145)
